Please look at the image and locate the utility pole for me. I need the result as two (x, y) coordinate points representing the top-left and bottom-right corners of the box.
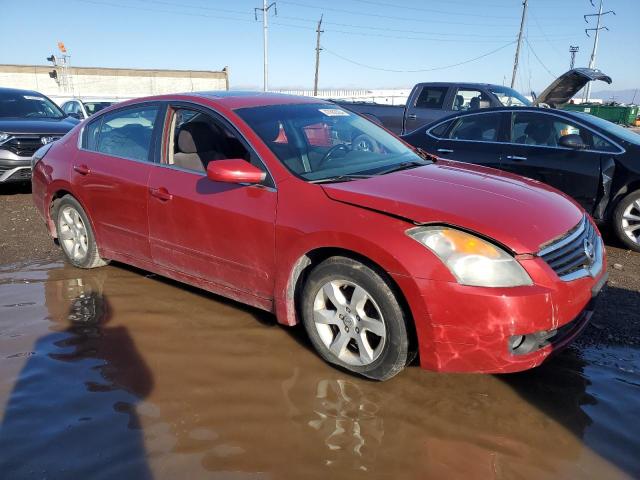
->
(569, 45), (579, 69)
(255, 1), (277, 92)
(583, 0), (615, 102)
(313, 15), (323, 97)
(510, 0), (528, 89)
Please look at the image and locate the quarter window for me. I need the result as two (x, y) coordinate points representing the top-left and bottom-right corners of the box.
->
(429, 120), (453, 138)
(448, 114), (500, 142)
(84, 118), (102, 151)
(96, 106), (159, 162)
(414, 87), (448, 109)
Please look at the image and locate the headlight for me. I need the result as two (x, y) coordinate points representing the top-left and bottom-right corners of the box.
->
(407, 226), (533, 287)
(0, 132), (10, 145)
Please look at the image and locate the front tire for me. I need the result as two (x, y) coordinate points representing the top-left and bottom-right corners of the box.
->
(613, 191), (640, 252)
(301, 256), (409, 381)
(55, 195), (109, 268)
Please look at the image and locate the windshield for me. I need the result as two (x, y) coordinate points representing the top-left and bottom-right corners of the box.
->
(84, 102), (115, 116)
(574, 112), (640, 146)
(488, 86), (531, 107)
(236, 103), (428, 181)
(0, 91), (65, 119)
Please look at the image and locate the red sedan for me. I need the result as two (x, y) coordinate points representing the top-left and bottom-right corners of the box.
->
(31, 92), (607, 380)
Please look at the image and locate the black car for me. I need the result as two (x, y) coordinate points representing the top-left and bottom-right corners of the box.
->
(402, 106), (640, 251)
(0, 87), (78, 184)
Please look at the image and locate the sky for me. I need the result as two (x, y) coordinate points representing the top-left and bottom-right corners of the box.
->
(2, 0), (639, 94)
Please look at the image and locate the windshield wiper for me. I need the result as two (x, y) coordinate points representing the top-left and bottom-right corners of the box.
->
(375, 160), (429, 176)
(309, 174), (375, 184)
(415, 147), (438, 162)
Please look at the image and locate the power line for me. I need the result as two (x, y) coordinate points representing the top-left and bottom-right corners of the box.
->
(525, 37), (557, 79)
(322, 41), (516, 73)
(346, 0), (519, 19)
(278, 0), (518, 26)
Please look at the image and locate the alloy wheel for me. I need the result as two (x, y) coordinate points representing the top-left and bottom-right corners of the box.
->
(313, 279), (387, 366)
(58, 206), (89, 262)
(622, 199), (640, 245)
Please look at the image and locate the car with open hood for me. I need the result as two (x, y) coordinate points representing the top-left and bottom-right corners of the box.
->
(31, 92), (607, 380)
(0, 87), (78, 184)
(334, 68), (611, 135)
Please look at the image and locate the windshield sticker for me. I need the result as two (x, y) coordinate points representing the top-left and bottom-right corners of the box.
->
(23, 95), (45, 101)
(319, 108), (350, 117)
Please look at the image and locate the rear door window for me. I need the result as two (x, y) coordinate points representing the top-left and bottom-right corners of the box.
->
(414, 87), (448, 109)
(96, 106), (159, 162)
(510, 112), (617, 152)
(448, 113), (501, 142)
(452, 89), (491, 111)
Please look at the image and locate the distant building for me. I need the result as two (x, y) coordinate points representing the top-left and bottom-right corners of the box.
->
(0, 64), (229, 102)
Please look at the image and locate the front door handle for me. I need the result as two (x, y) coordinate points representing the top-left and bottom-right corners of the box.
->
(406, 114), (417, 120)
(73, 164), (90, 175)
(149, 187), (173, 201)
(437, 148), (454, 154)
(506, 155), (527, 161)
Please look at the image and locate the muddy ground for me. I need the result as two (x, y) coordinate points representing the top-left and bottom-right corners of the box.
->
(1, 184), (639, 479)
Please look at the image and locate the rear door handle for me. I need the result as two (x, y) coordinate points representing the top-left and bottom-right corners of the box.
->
(73, 164), (90, 175)
(407, 114), (417, 120)
(149, 187), (173, 201)
(437, 148), (454, 154)
(506, 155), (527, 161)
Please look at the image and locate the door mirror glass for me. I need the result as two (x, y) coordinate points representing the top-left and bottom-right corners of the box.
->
(558, 134), (588, 149)
(206, 159), (266, 184)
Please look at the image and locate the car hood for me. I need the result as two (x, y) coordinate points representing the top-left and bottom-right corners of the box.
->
(533, 68), (612, 108)
(321, 161), (583, 254)
(0, 117), (79, 135)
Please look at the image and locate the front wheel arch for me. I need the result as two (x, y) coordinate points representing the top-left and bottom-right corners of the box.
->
(285, 247), (418, 361)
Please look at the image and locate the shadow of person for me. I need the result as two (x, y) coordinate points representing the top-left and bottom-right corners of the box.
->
(0, 268), (154, 479)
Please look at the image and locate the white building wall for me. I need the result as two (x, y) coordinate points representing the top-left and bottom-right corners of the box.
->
(0, 64), (229, 102)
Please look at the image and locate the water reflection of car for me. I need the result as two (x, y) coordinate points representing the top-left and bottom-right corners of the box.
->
(0, 87), (78, 183)
(61, 99), (117, 120)
(32, 92), (607, 380)
(403, 106), (640, 252)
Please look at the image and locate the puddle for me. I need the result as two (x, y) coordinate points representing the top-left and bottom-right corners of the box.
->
(0, 261), (638, 479)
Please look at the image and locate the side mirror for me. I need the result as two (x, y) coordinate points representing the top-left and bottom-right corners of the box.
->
(67, 112), (82, 119)
(206, 159), (266, 184)
(558, 134), (587, 150)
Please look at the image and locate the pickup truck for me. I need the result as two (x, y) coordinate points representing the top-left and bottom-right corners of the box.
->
(333, 68), (611, 135)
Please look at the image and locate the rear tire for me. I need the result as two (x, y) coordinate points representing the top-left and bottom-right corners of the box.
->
(612, 191), (640, 252)
(301, 256), (409, 381)
(55, 195), (109, 268)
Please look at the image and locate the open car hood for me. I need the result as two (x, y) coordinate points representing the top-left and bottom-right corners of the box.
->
(533, 68), (612, 108)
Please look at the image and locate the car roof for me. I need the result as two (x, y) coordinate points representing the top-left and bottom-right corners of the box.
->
(427, 106), (583, 123)
(0, 87), (52, 97)
(415, 82), (508, 89)
(188, 91), (330, 109)
(110, 91), (329, 111)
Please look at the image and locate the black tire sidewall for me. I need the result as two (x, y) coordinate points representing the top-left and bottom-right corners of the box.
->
(56, 196), (101, 268)
(301, 257), (408, 381)
(613, 191), (640, 252)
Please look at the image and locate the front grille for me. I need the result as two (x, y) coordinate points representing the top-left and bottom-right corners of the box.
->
(2, 135), (61, 157)
(10, 167), (32, 180)
(538, 215), (602, 281)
